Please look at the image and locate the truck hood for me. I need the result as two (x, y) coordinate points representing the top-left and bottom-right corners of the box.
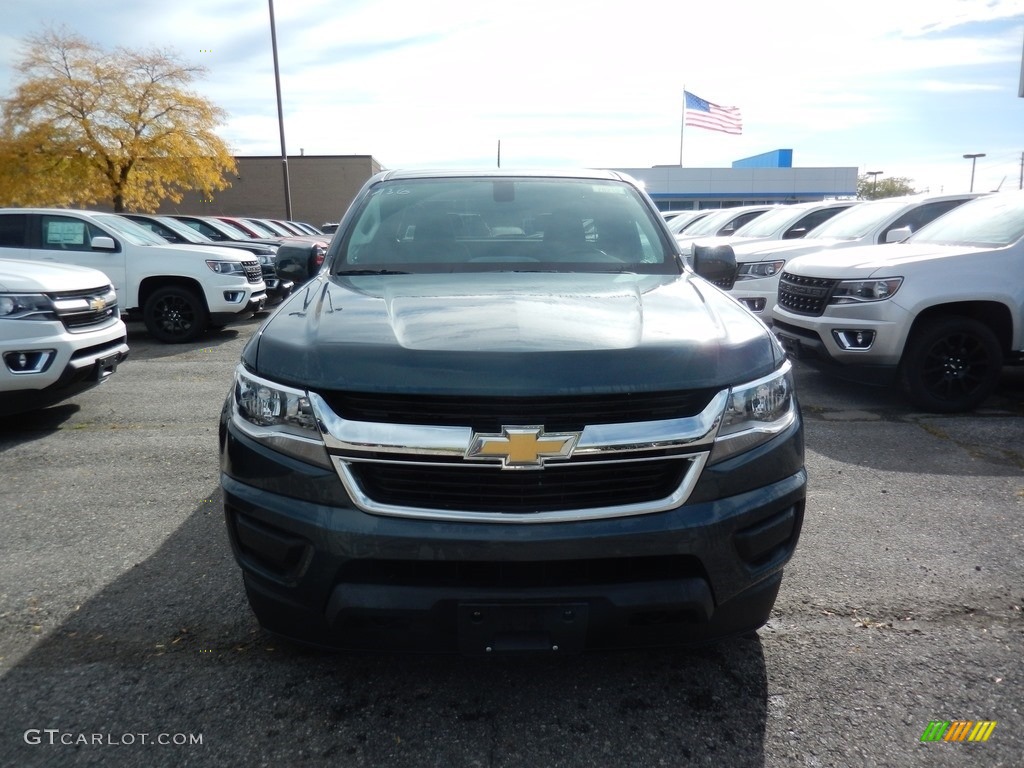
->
(159, 243), (260, 261)
(0, 258), (111, 292)
(247, 272), (782, 395)
(729, 236), (854, 261)
(782, 242), (990, 278)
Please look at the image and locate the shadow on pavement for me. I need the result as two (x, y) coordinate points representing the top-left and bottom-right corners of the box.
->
(1, 491), (769, 768)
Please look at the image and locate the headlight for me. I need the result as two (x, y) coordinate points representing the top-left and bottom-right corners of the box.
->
(230, 365), (330, 468)
(206, 260), (247, 275)
(711, 361), (797, 463)
(0, 293), (57, 321)
(829, 278), (902, 304)
(735, 260), (786, 281)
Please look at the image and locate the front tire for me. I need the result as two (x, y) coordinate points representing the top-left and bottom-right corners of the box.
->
(143, 286), (208, 343)
(901, 316), (1002, 412)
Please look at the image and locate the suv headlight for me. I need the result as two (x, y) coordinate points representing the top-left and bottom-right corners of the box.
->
(0, 294), (57, 321)
(829, 277), (902, 304)
(206, 260), (247, 275)
(711, 361), (797, 463)
(230, 365), (330, 468)
(735, 260), (786, 281)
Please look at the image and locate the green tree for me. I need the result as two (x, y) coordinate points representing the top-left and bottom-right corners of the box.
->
(857, 174), (917, 200)
(0, 27), (236, 212)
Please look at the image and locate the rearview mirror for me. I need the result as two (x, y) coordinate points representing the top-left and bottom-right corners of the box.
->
(885, 227), (912, 243)
(91, 236), (116, 250)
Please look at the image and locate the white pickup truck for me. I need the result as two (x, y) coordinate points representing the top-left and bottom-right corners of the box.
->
(0, 208), (266, 343)
(772, 191), (1024, 412)
(0, 258), (128, 415)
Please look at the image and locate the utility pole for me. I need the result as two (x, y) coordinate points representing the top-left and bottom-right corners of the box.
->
(268, 0), (293, 219)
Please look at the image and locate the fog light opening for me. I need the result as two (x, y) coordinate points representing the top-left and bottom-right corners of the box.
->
(3, 349), (55, 374)
(223, 291), (244, 303)
(739, 297), (767, 313)
(832, 329), (876, 350)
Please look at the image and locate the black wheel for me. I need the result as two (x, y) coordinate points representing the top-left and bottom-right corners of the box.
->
(143, 286), (208, 343)
(901, 317), (1002, 412)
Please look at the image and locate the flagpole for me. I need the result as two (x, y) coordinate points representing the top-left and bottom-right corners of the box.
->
(679, 86), (686, 167)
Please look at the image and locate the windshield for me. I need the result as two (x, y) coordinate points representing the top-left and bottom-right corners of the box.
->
(667, 212), (699, 233)
(244, 219), (281, 236)
(804, 199), (907, 239)
(733, 206), (798, 238)
(335, 177), (677, 275)
(153, 216), (212, 243)
(94, 214), (169, 246)
(909, 193), (1024, 247)
(678, 208), (742, 237)
(207, 219), (250, 239)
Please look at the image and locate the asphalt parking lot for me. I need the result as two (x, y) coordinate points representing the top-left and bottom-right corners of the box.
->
(1, 315), (1022, 768)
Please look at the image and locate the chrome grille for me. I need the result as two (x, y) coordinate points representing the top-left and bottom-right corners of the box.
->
(49, 286), (118, 331)
(312, 389), (727, 523)
(242, 261), (263, 284)
(777, 272), (839, 317)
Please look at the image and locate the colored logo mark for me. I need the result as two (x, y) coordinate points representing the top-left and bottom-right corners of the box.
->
(920, 720), (996, 742)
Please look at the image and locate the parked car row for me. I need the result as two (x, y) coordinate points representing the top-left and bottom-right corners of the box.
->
(168, 214), (332, 288)
(0, 207), (331, 415)
(676, 190), (1022, 413)
(769, 190), (1024, 412)
(700, 192), (980, 320)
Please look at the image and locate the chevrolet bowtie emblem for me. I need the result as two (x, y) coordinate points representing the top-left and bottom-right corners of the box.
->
(466, 426), (579, 469)
(89, 297), (106, 312)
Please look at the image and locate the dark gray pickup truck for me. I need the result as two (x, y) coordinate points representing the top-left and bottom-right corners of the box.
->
(219, 169), (806, 653)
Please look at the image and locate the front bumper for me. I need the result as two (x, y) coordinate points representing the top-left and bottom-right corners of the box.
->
(730, 277), (782, 321)
(772, 302), (911, 385)
(0, 320), (129, 416)
(209, 291), (267, 326)
(220, 414), (806, 652)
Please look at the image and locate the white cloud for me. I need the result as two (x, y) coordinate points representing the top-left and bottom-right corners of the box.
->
(2, 0), (1023, 194)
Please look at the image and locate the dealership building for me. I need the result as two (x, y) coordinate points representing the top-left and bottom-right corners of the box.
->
(155, 149), (858, 227)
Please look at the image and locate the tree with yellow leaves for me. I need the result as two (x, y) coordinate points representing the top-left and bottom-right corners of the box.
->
(0, 27), (236, 212)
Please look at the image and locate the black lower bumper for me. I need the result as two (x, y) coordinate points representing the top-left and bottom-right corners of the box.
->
(241, 565), (784, 654)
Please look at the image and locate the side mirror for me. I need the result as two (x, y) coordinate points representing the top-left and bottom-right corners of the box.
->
(91, 236), (117, 251)
(885, 226), (912, 243)
(691, 244), (738, 290)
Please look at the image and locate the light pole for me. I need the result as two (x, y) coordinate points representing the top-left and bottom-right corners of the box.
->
(866, 170), (883, 197)
(963, 153), (985, 193)
(268, 0), (293, 219)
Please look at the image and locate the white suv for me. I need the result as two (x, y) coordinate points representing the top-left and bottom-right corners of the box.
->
(0, 209), (267, 343)
(698, 193), (980, 322)
(1, 258), (128, 416)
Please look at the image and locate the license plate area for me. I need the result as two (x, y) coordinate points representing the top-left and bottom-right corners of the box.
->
(457, 602), (589, 655)
(776, 333), (802, 357)
(92, 353), (120, 381)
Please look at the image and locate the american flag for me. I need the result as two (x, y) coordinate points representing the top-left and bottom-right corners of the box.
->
(684, 90), (743, 135)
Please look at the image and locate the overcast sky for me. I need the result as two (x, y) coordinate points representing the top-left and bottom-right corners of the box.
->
(3, 0), (1024, 195)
